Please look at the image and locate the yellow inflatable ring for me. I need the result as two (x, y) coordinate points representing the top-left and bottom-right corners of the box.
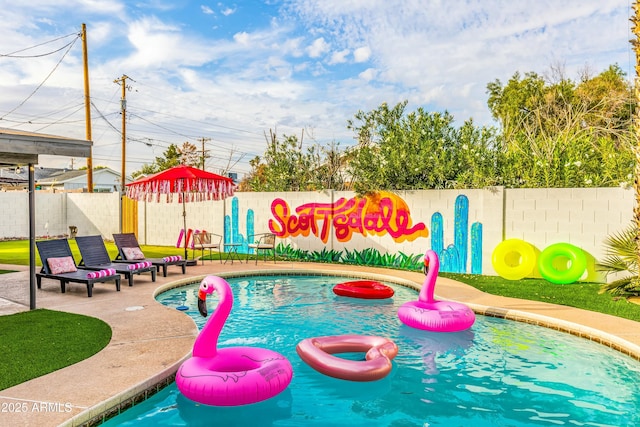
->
(491, 239), (537, 280)
(538, 243), (586, 284)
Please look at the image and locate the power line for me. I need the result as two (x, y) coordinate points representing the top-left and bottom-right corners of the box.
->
(0, 32), (79, 58)
(0, 36), (79, 119)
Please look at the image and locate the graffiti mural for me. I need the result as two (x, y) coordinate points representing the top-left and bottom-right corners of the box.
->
(269, 191), (429, 243)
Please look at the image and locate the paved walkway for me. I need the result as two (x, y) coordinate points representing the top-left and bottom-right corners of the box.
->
(1, 260), (639, 427)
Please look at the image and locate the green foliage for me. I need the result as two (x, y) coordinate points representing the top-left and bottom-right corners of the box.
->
(307, 248), (343, 263)
(275, 243), (309, 260)
(240, 130), (346, 192)
(597, 224), (640, 297)
(487, 65), (634, 188)
(0, 309), (111, 390)
(346, 101), (501, 192)
(131, 142), (201, 178)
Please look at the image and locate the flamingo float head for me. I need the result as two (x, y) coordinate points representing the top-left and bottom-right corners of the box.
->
(422, 252), (431, 275)
(197, 275), (222, 317)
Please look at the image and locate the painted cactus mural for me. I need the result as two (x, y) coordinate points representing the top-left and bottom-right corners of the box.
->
(224, 197), (251, 252)
(431, 195), (483, 274)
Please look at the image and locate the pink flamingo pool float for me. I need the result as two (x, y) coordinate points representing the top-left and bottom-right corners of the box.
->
(397, 250), (475, 332)
(176, 275), (293, 406)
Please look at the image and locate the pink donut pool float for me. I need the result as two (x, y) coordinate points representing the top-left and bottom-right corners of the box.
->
(176, 276), (293, 406)
(296, 334), (398, 382)
(397, 250), (475, 332)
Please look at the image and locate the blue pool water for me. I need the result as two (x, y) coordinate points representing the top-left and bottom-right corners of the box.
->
(103, 275), (640, 426)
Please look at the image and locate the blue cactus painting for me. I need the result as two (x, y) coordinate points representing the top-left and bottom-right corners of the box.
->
(224, 197), (252, 253)
(431, 194), (483, 274)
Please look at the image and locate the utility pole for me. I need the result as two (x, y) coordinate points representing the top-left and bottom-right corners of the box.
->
(81, 23), (93, 192)
(199, 137), (211, 170)
(114, 74), (132, 232)
(114, 75), (132, 193)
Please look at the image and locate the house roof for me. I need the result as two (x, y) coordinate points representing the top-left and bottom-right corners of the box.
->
(36, 167), (121, 185)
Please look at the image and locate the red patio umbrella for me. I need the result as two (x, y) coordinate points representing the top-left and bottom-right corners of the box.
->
(126, 164), (236, 260)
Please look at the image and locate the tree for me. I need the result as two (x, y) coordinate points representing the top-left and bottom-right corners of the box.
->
(240, 129), (346, 192)
(131, 143), (182, 178)
(346, 101), (500, 193)
(486, 66), (634, 188)
(177, 141), (200, 167)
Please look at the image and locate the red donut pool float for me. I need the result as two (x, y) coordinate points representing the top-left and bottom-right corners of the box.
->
(333, 280), (394, 299)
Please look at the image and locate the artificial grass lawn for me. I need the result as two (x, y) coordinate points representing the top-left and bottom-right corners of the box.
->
(0, 309), (111, 390)
(441, 272), (640, 322)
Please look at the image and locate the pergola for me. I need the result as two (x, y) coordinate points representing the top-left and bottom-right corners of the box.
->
(0, 128), (92, 310)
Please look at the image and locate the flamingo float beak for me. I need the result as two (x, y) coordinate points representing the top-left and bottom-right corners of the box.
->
(423, 257), (430, 275)
(197, 289), (208, 317)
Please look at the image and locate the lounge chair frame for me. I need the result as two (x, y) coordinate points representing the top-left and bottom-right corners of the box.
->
(35, 239), (121, 297)
(76, 235), (157, 287)
(112, 233), (187, 277)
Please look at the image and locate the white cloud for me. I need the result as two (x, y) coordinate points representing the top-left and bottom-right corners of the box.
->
(353, 46), (370, 63)
(221, 7), (236, 16)
(329, 49), (349, 64)
(201, 5), (214, 15)
(307, 37), (330, 58)
(359, 68), (377, 81)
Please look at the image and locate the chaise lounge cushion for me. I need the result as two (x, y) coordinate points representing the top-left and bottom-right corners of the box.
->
(47, 256), (78, 274)
(122, 247), (146, 260)
(86, 268), (116, 279)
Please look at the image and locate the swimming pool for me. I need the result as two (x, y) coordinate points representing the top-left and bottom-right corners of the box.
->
(103, 274), (640, 426)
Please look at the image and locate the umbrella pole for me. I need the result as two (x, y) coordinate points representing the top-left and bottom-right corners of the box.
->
(182, 194), (188, 260)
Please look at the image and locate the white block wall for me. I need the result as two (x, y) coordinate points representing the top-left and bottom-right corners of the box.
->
(0, 187), (635, 279)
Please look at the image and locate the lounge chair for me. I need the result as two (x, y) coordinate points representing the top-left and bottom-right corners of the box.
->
(36, 238), (121, 297)
(75, 235), (157, 287)
(193, 231), (222, 264)
(112, 233), (187, 277)
(247, 233), (277, 264)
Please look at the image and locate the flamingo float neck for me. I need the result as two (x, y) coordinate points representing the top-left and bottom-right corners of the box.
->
(418, 250), (439, 303)
(192, 276), (233, 358)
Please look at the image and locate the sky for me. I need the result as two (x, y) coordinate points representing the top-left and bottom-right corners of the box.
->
(0, 0), (633, 180)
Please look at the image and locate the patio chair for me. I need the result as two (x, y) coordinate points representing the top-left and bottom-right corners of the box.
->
(193, 231), (222, 265)
(247, 233), (277, 265)
(35, 238), (121, 297)
(75, 235), (157, 287)
(112, 233), (187, 277)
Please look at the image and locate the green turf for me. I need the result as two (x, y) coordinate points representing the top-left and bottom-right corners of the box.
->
(0, 309), (111, 390)
(441, 272), (640, 322)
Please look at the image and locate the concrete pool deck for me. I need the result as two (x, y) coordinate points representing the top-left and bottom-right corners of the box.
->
(1, 259), (640, 427)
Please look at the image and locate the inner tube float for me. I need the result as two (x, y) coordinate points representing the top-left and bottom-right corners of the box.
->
(537, 243), (587, 284)
(296, 335), (398, 381)
(397, 250), (475, 332)
(491, 238), (537, 280)
(333, 280), (394, 299)
(176, 276), (293, 406)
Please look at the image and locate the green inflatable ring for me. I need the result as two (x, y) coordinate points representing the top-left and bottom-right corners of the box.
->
(491, 239), (537, 281)
(538, 243), (586, 284)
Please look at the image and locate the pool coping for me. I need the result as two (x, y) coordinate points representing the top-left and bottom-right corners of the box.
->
(1, 262), (640, 427)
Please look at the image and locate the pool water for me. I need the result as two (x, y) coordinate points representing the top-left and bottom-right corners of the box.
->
(103, 275), (640, 427)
